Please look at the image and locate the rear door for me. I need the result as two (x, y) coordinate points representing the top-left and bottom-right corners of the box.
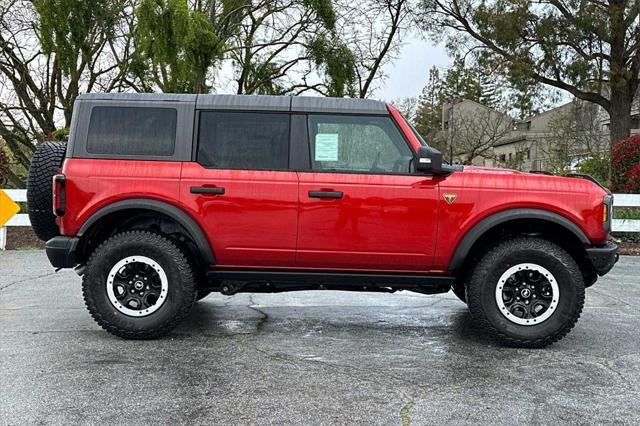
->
(180, 111), (299, 268)
(296, 114), (439, 272)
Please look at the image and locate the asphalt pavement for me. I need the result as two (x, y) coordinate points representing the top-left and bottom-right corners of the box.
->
(1, 250), (639, 425)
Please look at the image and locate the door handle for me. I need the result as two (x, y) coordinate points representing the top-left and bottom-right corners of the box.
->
(308, 190), (343, 199)
(191, 186), (225, 195)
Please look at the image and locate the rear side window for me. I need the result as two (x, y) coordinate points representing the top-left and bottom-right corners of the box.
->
(87, 107), (177, 156)
(197, 112), (290, 170)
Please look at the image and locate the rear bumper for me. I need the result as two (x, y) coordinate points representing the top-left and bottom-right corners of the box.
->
(586, 242), (619, 276)
(45, 236), (79, 269)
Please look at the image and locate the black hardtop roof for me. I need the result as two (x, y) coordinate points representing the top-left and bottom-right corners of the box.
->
(77, 93), (389, 115)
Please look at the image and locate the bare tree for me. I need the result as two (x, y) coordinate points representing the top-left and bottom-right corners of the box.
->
(0, 0), (135, 185)
(496, 140), (531, 171)
(446, 104), (513, 164)
(420, 0), (640, 146)
(335, 0), (414, 98)
(541, 101), (608, 174)
(390, 96), (418, 121)
(227, 0), (337, 95)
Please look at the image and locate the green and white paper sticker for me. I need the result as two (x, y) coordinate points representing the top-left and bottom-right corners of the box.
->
(315, 133), (339, 161)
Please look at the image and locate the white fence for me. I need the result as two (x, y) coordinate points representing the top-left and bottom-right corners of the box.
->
(0, 189), (29, 250)
(611, 194), (640, 232)
(1, 189), (639, 250)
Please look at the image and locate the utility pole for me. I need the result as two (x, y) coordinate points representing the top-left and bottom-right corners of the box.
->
(448, 97), (461, 163)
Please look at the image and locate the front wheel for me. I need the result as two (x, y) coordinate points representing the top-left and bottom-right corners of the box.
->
(467, 237), (585, 348)
(82, 231), (197, 339)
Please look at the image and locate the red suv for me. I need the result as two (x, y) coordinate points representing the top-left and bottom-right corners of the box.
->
(27, 93), (618, 346)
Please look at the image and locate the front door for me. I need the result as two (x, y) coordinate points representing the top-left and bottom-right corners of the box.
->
(180, 111), (298, 268)
(296, 114), (439, 272)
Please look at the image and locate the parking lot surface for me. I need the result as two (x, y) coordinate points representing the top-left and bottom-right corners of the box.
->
(1, 250), (640, 425)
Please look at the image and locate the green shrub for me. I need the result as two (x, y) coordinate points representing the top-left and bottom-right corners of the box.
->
(578, 151), (610, 187)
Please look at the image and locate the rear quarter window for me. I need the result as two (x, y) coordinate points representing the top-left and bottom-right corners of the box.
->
(197, 111), (290, 170)
(86, 106), (177, 156)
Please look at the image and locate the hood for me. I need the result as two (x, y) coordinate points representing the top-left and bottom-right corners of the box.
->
(449, 165), (607, 195)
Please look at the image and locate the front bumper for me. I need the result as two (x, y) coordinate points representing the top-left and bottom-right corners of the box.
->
(586, 241), (619, 276)
(45, 236), (79, 269)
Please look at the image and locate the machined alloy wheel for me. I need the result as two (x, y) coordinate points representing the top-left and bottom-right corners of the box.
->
(495, 263), (559, 325)
(107, 256), (169, 317)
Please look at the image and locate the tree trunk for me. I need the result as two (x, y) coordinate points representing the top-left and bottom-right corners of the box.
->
(608, 0), (632, 147)
(608, 87), (632, 146)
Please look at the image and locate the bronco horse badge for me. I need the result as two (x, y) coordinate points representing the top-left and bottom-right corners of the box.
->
(443, 193), (457, 204)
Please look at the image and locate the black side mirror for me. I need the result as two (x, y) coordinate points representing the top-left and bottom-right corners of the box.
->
(415, 146), (463, 175)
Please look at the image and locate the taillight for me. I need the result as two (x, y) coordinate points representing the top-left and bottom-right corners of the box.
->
(603, 194), (613, 233)
(52, 173), (66, 216)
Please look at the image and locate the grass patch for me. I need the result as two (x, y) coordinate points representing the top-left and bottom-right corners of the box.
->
(614, 207), (640, 220)
(15, 245), (44, 250)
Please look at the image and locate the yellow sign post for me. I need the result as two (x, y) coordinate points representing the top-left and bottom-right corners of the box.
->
(0, 189), (20, 228)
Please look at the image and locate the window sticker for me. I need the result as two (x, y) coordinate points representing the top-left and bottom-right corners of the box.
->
(315, 133), (339, 161)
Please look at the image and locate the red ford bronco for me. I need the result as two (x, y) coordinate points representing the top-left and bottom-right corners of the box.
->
(27, 93), (618, 346)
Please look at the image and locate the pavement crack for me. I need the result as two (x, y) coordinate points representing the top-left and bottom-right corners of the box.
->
(596, 359), (636, 391)
(247, 295), (269, 333)
(0, 271), (58, 291)
(588, 288), (640, 312)
(399, 398), (416, 426)
(230, 333), (425, 421)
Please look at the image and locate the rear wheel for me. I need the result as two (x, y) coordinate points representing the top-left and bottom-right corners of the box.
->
(467, 237), (584, 348)
(82, 231), (197, 339)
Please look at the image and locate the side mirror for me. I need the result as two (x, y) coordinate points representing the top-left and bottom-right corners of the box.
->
(415, 146), (463, 175)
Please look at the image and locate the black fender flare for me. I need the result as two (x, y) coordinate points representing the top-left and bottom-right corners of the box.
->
(448, 208), (590, 271)
(78, 199), (215, 265)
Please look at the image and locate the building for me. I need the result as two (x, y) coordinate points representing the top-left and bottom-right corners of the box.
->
(440, 99), (513, 167)
(441, 98), (611, 172)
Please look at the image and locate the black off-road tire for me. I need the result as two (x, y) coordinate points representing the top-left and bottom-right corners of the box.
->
(27, 141), (67, 241)
(467, 237), (585, 348)
(82, 231), (197, 339)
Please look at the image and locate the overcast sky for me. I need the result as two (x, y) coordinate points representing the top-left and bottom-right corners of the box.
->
(376, 37), (450, 102)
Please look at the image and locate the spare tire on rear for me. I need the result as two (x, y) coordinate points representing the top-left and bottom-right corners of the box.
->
(27, 142), (67, 241)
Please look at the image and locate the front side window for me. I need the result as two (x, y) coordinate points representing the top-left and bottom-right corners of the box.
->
(87, 107), (177, 156)
(307, 115), (413, 174)
(197, 112), (290, 170)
